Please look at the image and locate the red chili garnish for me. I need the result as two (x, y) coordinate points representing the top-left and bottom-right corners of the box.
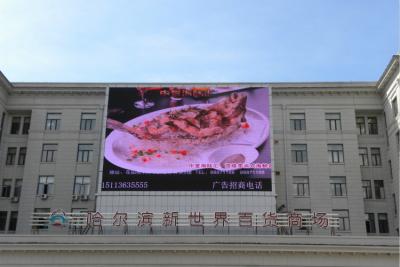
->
(180, 150), (188, 156)
(241, 122), (250, 129)
(142, 157), (148, 162)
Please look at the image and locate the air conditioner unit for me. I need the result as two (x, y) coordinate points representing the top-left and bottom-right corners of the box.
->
(80, 195), (89, 201)
(40, 194), (48, 200)
(11, 196), (19, 203)
(72, 195), (80, 201)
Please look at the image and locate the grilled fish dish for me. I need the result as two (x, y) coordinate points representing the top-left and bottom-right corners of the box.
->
(107, 93), (247, 144)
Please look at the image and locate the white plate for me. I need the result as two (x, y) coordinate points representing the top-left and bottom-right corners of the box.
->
(104, 104), (269, 174)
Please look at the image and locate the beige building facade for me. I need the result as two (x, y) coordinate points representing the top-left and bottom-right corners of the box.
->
(0, 56), (399, 266)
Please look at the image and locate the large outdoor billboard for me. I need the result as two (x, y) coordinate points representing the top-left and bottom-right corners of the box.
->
(102, 86), (272, 191)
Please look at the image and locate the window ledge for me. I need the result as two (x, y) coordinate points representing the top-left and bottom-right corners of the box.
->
(329, 163), (345, 165)
(293, 195), (310, 198)
(292, 163), (308, 165)
(76, 162), (92, 165)
(331, 196), (348, 198)
(290, 131), (306, 134)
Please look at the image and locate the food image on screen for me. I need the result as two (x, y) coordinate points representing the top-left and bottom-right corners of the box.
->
(102, 86), (272, 191)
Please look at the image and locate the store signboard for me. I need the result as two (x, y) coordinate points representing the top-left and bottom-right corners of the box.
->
(102, 86), (272, 191)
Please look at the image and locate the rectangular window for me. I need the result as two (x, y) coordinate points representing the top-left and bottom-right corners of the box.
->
(10, 116), (21, 134)
(33, 208), (50, 230)
(326, 113), (341, 131)
(290, 113), (306, 131)
(0, 211), (7, 232)
(328, 144), (344, 163)
(365, 213), (376, 233)
(389, 160), (393, 180)
(378, 213), (389, 233)
(359, 147), (369, 166)
(37, 176), (54, 195)
(370, 148), (381, 166)
(41, 144), (57, 162)
(77, 144), (93, 163)
(8, 211), (18, 232)
(292, 176), (309, 196)
(291, 144), (308, 163)
(333, 209), (350, 231)
(18, 147), (27, 165)
(362, 180), (372, 199)
(330, 176), (347, 196)
(393, 97), (398, 117)
(393, 194), (398, 215)
(396, 131), (399, 150)
(73, 176), (91, 196)
(80, 113), (96, 131)
(13, 179), (22, 198)
(374, 180), (385, 199)
(356, 117), (366, 135)
(367, 117), (378, 135)
(6, 147), (17, 165)
(22, 117), (30, 135)
(45, 113), (61, 130)
(1, 179), (12, 197)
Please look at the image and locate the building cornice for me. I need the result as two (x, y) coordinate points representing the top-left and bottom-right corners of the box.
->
(0, 235), (398, 255)
(0, 71), (12, 93)
(377, 54), (400, 91)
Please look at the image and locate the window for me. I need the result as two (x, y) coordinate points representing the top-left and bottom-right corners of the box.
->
(0, 211), (6, 232)
(41, 144), (57, 162)
(389, 160), (393, 180)
(45, 113), (61, 130)
(378, 213), (389, 233)
(33, 208), (50, 230)
(367, 117), (378, 135)
(80, 113), (96, 131)
(330, 176), (347, 196)
(393, 194), (398, 215)
(326, 113), (341, 131)
(327, 144), (344, 163)
(1, 179), (11, 197)
(6, 147), (17, 165)
(13, 179), (22, 198)
(370, 148), (381, 166)
(22, 117), (30, 134)
(73, 176), (91, 196)
(365, 213), (376, 233)
(374, 180), (385, 199)
(294, 209), (311, 231)
(356, 117), (366, 135)
(396, 131), (399, 150)
(77, 144), (93, 162)
(8, 211), (18, 232)
(359, 147), (369, 166)
(18, 147), (27, 165)
(362, 180), (372, 199)
(291, 144), (308, 163)
(393, 97), (398, 117)
(292, 176), (309, 196)
(290, 113), (306, 131)
(10, 117), (21, 134)
(37, 176), (54, 195)
(333, 210), (350, 231)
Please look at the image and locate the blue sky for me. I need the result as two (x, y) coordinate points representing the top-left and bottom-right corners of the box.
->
(0, 0), (398, 82)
